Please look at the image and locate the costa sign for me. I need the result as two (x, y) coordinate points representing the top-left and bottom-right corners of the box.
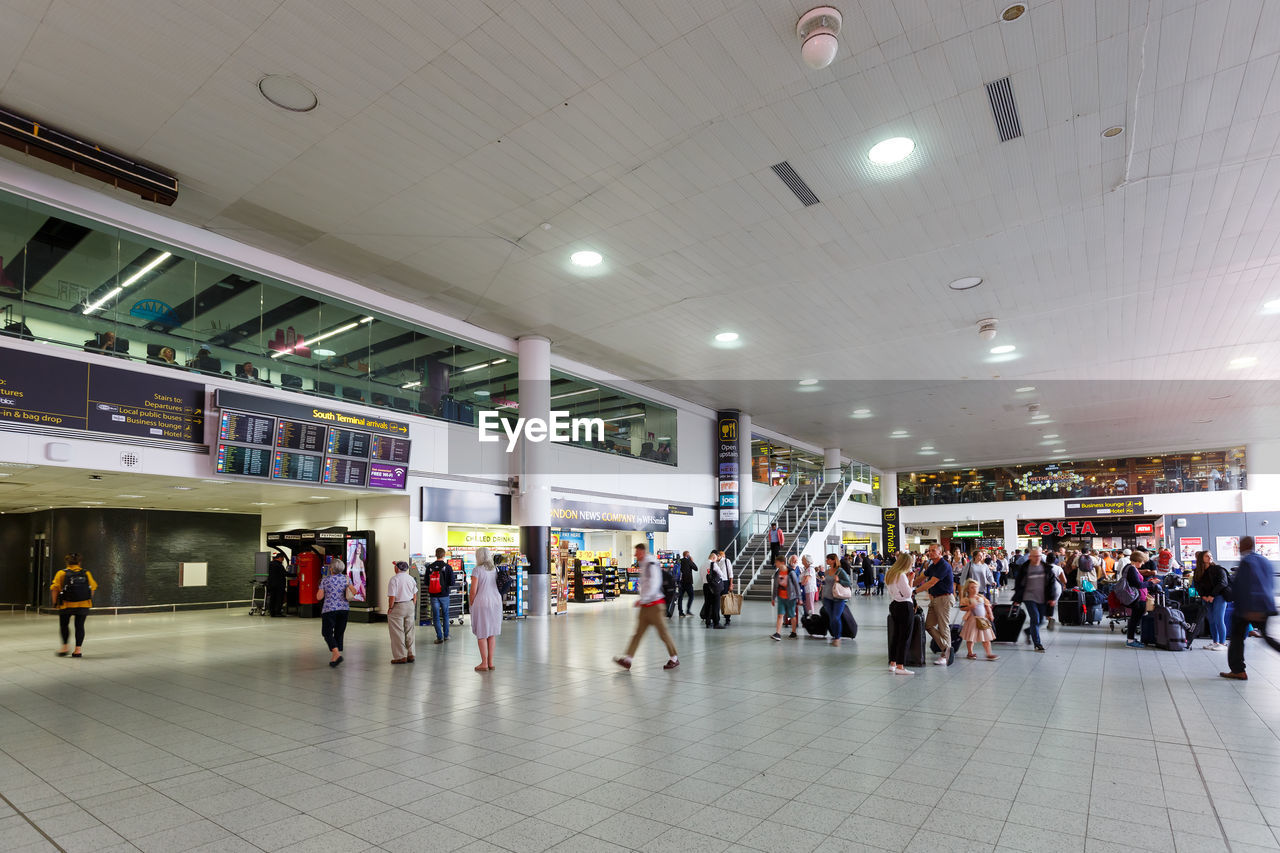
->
(1023, 520), (1099, 537)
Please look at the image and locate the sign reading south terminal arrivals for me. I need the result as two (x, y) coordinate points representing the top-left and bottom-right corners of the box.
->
(214, 389), (408, 436)
(1064, 497), (1146, 517)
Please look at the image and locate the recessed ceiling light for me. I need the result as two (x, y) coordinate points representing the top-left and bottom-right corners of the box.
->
(891, 430), (909, 437)
(313, 348), (336, 357)
(1102, 126), (1124, 138)
(921, 446), (934, 451)
(1001, 4), (1027, 22)
(852, 408), (871, 415)
(714, 332), (739, 342)
(943, 458), (955, 463)
(1015, 386), (1036, 393)
(79, 500), (105, 505)
(474, 390), (491, 397)
(1229, 356), (1257, 368)
(570, 250), (603, 267)
(1266, 299), (1280, 310)
(868, 136), (915, 164)
(799, 379), (819, 386)
(1043, 434), (1059, 439)
(948, 276), (983, 291)
(117, 494), (144, 498)
(258, 75), (318, 112)
(171, 486), (193, 491)
(990, 345), (1016, 354)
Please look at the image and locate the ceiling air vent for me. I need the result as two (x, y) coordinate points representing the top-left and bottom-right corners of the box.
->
(120, 451), (142, 469)
(770, 161), (820, 206)
(985, 77), (1022, 142)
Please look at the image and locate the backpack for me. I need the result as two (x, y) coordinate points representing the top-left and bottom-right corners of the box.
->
(428, 569), (443, 595)
(661, 568), (677, 596)
(60, 569), (92, 603)
(495, 568), (512, 595)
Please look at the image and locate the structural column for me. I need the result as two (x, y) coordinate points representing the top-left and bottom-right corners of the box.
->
(514, 336), (551, 616)
(823, 447), (842, 483)
(1003, 516), (1022, 555)
(736, 413), (753, 518)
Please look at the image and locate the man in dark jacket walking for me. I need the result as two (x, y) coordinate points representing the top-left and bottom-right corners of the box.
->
(422, 548), (455, 644)
(1222, 536), (1278, 680)
(678, 551), (697, 617)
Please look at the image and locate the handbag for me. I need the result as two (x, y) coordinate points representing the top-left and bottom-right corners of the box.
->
(833, 573), (853, 599)
(720, 592), (743, 615)
(975, 617), (992, 631)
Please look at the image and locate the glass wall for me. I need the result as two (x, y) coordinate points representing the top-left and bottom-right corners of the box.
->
(0, 190), (678, 463)
(751, 437), (824, 486)
(898, 448), (1247, 506)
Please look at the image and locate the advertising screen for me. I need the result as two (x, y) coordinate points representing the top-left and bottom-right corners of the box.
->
(327, 428), (371, 458)
(323, 457), (369, 486)
(218, 410), (275, 446)
(275, 419), (327, 453)
(215, 443), (272, 478)
(272, 450), (323, 482)
(345, 536), (369, 602)
(368, 461), (408, 490)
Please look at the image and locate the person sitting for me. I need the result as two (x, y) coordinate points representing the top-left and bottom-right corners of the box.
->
(235, 361), (263, 383)
(188, 345), (221, 374)
(84, 331), (124, 357)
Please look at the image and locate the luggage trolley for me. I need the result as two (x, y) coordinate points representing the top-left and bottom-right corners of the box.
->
(248, 578), (268, 615)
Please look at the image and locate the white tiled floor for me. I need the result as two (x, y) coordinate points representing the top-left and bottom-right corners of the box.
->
(1, 594), (1278, 853)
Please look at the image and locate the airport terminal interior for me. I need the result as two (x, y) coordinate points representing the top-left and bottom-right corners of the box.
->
(1, 1), (1280, 852)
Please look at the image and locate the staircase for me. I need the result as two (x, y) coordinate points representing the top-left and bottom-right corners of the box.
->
(723, 465), (862, 602)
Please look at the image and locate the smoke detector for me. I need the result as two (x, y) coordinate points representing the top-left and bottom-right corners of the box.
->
(797, 7), (842, 70)
(977, 318), (999, 341)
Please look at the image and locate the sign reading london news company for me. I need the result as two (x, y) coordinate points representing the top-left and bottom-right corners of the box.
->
(550, 498), (669, 533)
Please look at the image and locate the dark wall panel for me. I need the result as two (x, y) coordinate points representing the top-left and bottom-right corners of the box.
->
(143, 511), (259, 604)
(0, 513), (32, 604)
(50, 509), (147, 607)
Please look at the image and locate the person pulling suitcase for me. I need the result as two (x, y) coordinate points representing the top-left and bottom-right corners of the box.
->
(884, 554), (917, 676)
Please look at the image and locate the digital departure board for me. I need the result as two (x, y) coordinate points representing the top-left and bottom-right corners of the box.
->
(323, 457), (369, 486)
(276, 419), (327, 453)
(219, 410), (276, 446)
(327, 428), (371, 458)
(216, 444), (272, 478)
(272, 450), (323, 483)
(371, 435), (410, 463)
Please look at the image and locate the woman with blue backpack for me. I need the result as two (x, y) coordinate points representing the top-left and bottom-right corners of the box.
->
(50, 553), (96, 658)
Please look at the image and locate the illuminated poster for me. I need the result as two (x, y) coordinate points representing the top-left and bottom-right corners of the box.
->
(1178, 537), (1202, 566)
(1254, 535), (1280, 561)
(716, 411), (740, 544)
(1216, 536), (1241, 562)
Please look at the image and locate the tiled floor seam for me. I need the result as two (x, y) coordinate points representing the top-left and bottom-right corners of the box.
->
(0, 789), (69, 853)
(1159, 660), (1234, 852)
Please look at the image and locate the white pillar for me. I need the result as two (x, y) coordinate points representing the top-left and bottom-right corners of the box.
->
(881, 470), (899, 508)
(824, 447), (842, 483)
(1003, 516), (1022, 554)
(737, 413), (754, 517)
(514, 336), (551, 615)
(1243, 441), (1280, 511)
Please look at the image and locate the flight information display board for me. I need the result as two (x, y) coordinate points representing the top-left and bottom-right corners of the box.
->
(219, 410), (276, 446)
(215, 444), (272, 478)
(371, 435), (411, 463)
(275, 419), (326, 453)
(324, 457), (369, 486)
(327, 428), (371, 458)
(272, 450), (323, 483)
(211, 391), (409, 490)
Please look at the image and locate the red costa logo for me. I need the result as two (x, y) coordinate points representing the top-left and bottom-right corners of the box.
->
(1022, 520), (1098, 537)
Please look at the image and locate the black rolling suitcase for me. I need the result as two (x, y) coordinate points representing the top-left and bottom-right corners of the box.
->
(929, 624), (961, 664)
(887, 605), (926, 666)
(1083, 589), (1104, 624)
(992, 603), (1026, 642)
(802, 611), (828, 637)
(1057, 589), (1086, 626)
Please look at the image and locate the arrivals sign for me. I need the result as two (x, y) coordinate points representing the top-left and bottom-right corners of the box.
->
(215, 389), (408, 436)
(716, 410), (740, 543)
(1064, 497), (1146, 516)
(551, 498), (669, 532)
(881, 507), (900, 555)
(0, 346), (204, 442)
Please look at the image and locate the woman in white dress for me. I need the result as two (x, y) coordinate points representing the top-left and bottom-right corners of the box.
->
(468, 547), (502, 672)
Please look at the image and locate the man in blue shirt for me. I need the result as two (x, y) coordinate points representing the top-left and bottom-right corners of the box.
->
(1222, 536), (1278, 681)
(915, 544), (955, 666)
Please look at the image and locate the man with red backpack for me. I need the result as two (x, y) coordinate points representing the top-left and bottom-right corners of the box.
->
(423, 548), (455, 645)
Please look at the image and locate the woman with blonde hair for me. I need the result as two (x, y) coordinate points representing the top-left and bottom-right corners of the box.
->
(885, 553), (917, 675)
(468, 547), (503, 672)
(959, 579), (999, 661)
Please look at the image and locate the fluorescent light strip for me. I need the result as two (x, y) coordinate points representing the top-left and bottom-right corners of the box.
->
(82, 252), (173, 315)
(271, 320), (360, 358)
(550, 387), (599, 400)
(401, 381), (422, 389)
(604, 413), (644, 422)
